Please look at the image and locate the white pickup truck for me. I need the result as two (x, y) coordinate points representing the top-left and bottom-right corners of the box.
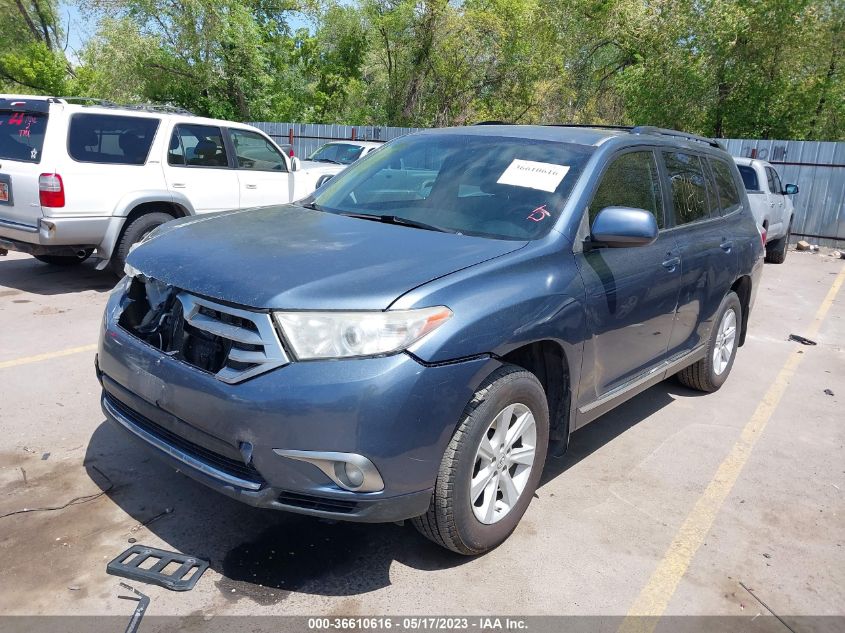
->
(0, 95), (344, 274)
(734, 156), (799, 264)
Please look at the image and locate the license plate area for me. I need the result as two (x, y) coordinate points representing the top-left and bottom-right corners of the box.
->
(0, 175), (11, 205)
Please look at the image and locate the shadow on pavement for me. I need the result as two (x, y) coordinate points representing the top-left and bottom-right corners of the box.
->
(84, 380), (680, 603)
(540, 381), (677, 485)
(0, 255), (117, 296)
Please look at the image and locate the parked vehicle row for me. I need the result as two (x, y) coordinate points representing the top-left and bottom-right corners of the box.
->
(0, 95), (357, 274)
(97, 123), (764, 554)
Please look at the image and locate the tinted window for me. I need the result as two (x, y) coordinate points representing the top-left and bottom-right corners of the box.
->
(590, 151), (664, 228)
(230, 129), (286, 171)
(168, 124), (229, 167)
(711, 160), (742, 214)
(0, 110), (48, 163)
(68, 114), (158, 165)
(664, 152), (710, 225)
(313, 134), (594, 240)
(738, 165), (759, 191)
(309, 143), (365, 165)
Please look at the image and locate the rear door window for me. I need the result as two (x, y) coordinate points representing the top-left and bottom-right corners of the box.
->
(766, 167), (783, 194)
(663, 151), (711, 226)
(590, 150), (665, 228)
(0, 110), (48, 163)
(168, 124), (230, 168)
(710, 159), (742, 214)
(68, 114), (159, 165)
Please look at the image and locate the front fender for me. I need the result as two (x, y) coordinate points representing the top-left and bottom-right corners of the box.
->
(395, 247), (587, 387)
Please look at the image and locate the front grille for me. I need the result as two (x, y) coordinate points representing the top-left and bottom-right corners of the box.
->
(106, 392), (266, 487)
(277, 491), (358, 514)
(118, 276), (289, 384)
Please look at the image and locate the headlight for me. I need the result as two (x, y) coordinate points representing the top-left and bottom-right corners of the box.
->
(273, 306), (452, 360)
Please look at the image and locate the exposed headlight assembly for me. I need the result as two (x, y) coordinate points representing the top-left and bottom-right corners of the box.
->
(273, 306), (452, 360)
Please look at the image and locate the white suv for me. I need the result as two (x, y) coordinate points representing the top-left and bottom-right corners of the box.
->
(734, 156), (799, 264)
(0, 95), (344, 274)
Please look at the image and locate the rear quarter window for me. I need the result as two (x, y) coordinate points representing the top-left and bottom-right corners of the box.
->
(737, 165), (760, 192)
(68, 113), (159, 165)
(0, 110), (48, 163)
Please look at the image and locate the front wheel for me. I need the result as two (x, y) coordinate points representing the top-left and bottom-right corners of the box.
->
(676, 291), (742, 392)
(412, 365), (549, 555)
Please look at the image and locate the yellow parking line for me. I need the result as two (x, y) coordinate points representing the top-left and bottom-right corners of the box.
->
(620, 262), (845, 632)
(0, 344), (97, 370)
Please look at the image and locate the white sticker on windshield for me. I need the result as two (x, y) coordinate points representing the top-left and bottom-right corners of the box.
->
(496, 159), (570, 193)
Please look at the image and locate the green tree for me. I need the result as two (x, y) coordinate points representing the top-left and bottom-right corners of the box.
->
(0, 0), (74, 93)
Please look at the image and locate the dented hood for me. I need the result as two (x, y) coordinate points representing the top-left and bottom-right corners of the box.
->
(126, 205), (526, 310)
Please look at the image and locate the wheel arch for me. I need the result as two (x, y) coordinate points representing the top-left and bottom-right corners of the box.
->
(499, 340), (572, 446)
(98, 199), (190, 261)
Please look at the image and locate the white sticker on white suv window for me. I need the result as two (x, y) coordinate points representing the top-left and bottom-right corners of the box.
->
(496, 159), (570, 192)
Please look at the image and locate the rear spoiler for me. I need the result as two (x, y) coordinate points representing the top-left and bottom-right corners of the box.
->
(0, 98), (53, 114)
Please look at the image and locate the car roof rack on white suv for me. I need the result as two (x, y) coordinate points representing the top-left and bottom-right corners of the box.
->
(53, 97), (195, 116)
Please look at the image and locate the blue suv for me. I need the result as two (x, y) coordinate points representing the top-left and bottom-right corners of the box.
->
(97, 125), (763, 554)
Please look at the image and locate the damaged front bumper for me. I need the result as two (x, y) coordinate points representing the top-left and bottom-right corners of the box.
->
(97, 276), (499, 523)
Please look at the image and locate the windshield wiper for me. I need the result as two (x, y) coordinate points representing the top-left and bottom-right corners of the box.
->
(341, 213), (459, 234)
(310, 158), (343, 164)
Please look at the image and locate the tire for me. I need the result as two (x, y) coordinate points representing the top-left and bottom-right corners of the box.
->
(765, 224), (790, 264)
(412, 365), (549, 555)
(676, 291), (742, 393)
(34, 249), (93, 266)
(110, 212), (174, 276)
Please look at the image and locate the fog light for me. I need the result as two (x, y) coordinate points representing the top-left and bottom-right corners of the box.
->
(343, 462), (365, 488)
(273, 449), (384, 492)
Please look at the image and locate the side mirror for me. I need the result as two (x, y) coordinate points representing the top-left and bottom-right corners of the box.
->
(290, 156), (301, 172)
(784, 183), (799, 195)
(590, 206), (658, 248)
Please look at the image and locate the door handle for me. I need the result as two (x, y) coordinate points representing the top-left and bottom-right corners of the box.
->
(245, 184), (257, 190)
(662, 256), (680, 271)
(720, 240), (733, 252)
(172, 183), (186, 188)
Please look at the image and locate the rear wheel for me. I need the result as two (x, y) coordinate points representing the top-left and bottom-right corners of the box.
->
(34, 249), (93, 266)
(110, 211), (174, 276)
(676, 291), (741, 392)
(412, 365), (549, 555)
(765, 223), (790, 264)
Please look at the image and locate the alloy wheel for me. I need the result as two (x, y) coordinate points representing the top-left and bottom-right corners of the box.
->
(713, 308), (737, 375)
(470, 403), (537, 525)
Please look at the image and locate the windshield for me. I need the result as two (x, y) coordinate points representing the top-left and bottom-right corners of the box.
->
(0, 110), (48, 163)
(308, 143), (365, 165)
(737, 165), (760, 191)
(311, 133), (594, 240)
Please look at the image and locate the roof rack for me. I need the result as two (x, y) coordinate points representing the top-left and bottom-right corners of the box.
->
(631, 125), (723, 148)
(545, 123), (634, 131)
(56, 96), (120, 107)
(122, 103), (195, 116)
(55, 97), (195, 116)
(473, 120), (510, 125)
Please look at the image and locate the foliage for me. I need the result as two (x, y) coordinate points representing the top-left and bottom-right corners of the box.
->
(0, 0), (843, 139)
